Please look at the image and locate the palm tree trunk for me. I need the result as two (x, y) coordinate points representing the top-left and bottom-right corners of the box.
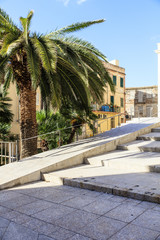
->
(67, 126), (78, 144)
(20, 83), (37, 159)
(11, 54), (38, 159)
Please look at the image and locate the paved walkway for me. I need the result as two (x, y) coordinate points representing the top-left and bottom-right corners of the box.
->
(0, 181), (160, 240)
(1, 118), (160, 190)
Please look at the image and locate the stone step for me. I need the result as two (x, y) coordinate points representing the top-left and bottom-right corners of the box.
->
(85, 150), (160, 173)
(152, 127), (160, 132)
(42, 174), (64, 184)
(137, 132), (160, 141)
(117, 140), (160, 152)
(42, 164), (160, 203)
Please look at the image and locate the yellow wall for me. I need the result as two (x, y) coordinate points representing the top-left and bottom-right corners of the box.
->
(84, 111), (125, 138)
(102, 61), (125, 114)
(4, 83), (42, 135)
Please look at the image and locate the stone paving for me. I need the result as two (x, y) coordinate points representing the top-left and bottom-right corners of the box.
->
(0, 181), (160, 240)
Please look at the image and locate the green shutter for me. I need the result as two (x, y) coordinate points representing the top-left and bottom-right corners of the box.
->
(120, 78), (124, 87)
(113, 76), (117, 85)
(111, 96), (114, 104)
(121, 98), (124, 107)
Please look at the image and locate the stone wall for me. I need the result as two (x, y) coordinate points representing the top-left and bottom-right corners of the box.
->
(126, 86), (158, 117)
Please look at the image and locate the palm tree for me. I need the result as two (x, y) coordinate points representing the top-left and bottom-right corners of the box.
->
(0, 9), (114, 158)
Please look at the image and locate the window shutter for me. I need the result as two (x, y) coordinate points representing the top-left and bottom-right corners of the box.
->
(113, 76), (117, 85)
(120, 78), (124, 87)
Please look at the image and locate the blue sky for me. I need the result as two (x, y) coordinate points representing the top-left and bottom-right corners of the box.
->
(0, 0), (160, 87)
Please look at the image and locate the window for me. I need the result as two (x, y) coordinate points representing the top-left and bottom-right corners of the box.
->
(113, 75), (117, 85)
(36, 93), (39, 106)
(120, 78), (124, 87)
(110, 96), (114, 104)
(138, 106), (143, 115)
(120, 98), (124, 107)
(138, 91), (143, 102)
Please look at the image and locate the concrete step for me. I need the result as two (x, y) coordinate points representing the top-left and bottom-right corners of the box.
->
(42, 164), (160, 203)
(85, 150), (160, 173)
(137, 132), (160, 141)
(117, 140), (160, 152)
(152, 127), (160, 132)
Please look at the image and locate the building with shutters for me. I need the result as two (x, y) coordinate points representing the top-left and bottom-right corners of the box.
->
(92, 59), (126, 123)
(125, 86), (158, 118)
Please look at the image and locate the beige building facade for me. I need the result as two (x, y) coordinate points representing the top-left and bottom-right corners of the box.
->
(126, 86), (158, 118)
(92, 60), (126, 123)
(0, 83), (42, 136)
(104, 60), (125, 114)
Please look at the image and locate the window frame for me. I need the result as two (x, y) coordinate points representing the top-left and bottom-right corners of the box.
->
(120, 77), (124, 88)
(120, 98), (124, 107)
(113, 75), (117, 86)
(110, 96), (114, 105)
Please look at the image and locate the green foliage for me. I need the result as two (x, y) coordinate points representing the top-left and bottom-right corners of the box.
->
(36, 103), (98, 149)
(36, 111), (72, 149)
(0, 91), (14, 140)
(0, 91), (13, 123)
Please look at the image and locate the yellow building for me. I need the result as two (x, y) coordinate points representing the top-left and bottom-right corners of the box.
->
(92, 59), (126, 124)
(104, 59), (125, 115)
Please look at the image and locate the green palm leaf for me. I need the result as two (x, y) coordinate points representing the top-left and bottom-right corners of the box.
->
(47, 19), (105, 36)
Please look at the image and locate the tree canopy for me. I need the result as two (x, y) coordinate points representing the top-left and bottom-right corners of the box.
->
(0, 9), (114, 158)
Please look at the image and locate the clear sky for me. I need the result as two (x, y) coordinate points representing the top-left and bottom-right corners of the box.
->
(0, 0), (160, 87)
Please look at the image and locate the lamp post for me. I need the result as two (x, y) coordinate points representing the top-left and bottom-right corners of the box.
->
(155, 43), (160, 117)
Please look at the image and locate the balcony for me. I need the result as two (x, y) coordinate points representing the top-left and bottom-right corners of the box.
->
(101, 105), (120, 113)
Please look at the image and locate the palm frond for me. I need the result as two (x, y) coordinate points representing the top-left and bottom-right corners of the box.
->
(31, 36), (57, 74)
(0, 91), (13, 123)
(19, 10), (33, 44)
(52, 39), (88, 78)
(0, 33), (22, 57)
(56, 56), (90, 109)
(26, 40), (41, 89)
(47, 19), (105, 37)
(3, 65), (14, 92)
(0, 8), (20, 34)
(0, 56), (9, 76)
(60, 36), (107, 61)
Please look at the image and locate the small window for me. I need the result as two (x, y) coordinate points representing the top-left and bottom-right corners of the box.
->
(120, 98), (124, 107)
(110, 96), (114, 104)
(113, 76), (117, 85)
(138, 91), (143, 102)
(138, 106), (143, 115)
(120, 78), (124, 87)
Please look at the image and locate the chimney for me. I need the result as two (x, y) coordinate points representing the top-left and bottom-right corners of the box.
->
(109, 59), (119, 66)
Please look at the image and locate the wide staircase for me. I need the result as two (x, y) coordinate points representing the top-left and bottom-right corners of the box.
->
(42, 127), (160, 203)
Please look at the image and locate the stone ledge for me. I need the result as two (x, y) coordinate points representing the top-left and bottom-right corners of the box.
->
(63, 178), (160, 204)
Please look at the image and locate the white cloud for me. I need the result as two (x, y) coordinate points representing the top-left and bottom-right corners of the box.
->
(57, 0), (70, 6)
(77, 0), (87, 4)
(57, 0), (87, 6)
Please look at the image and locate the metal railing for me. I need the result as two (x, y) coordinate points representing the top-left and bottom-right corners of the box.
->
(1, 108), (159, 164)
(0, 141), (19, 166)
(21, 112), (126, 150)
